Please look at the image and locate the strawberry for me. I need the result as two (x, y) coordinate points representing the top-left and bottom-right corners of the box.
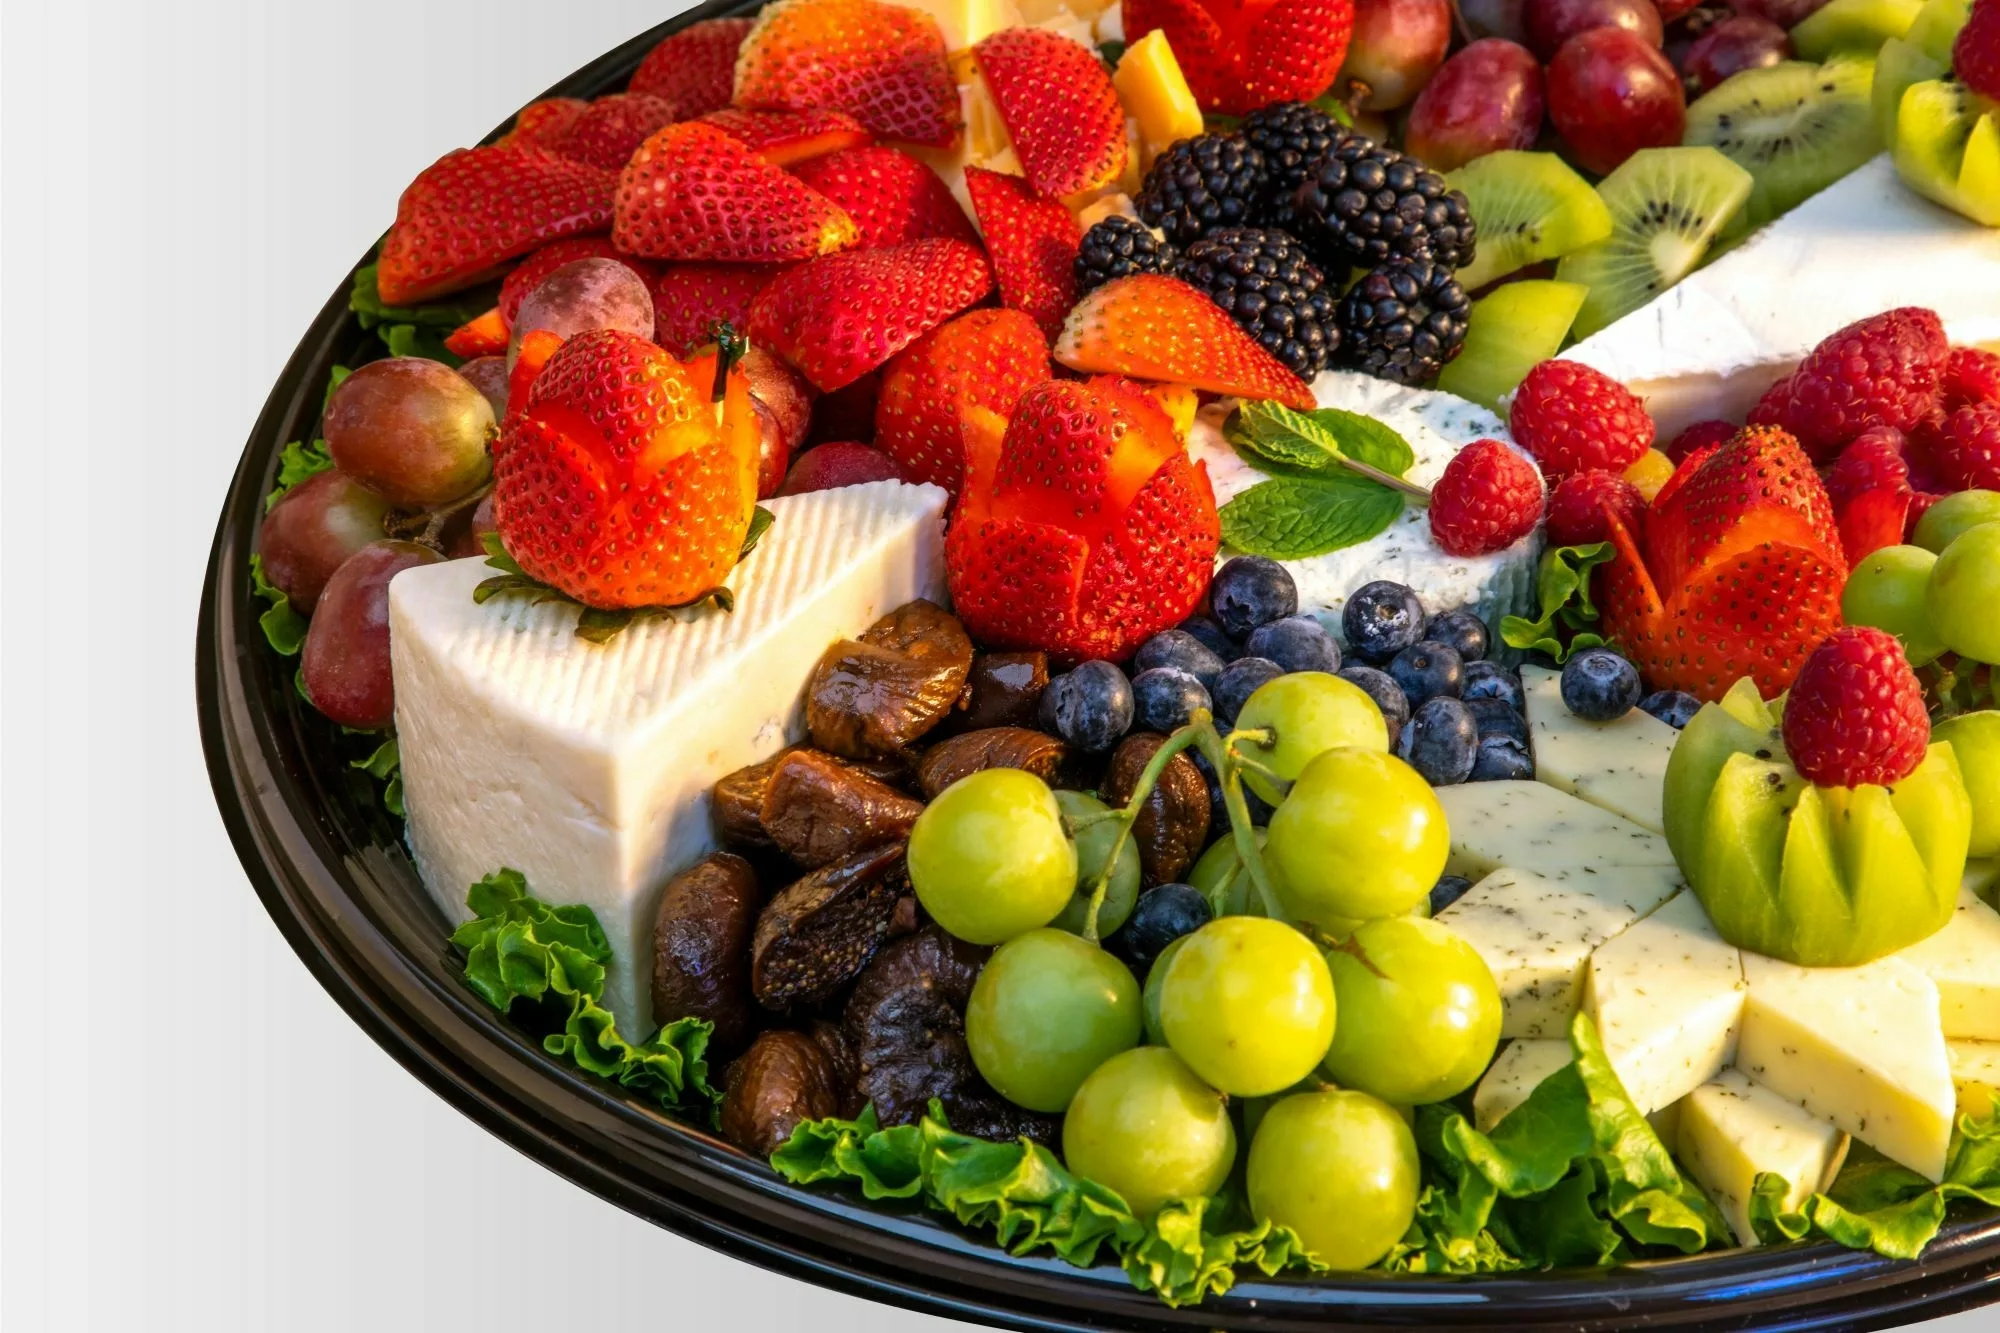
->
(1650, 440), (1723, 515)
(552, 93), (681, 171)
(793, 146), (979, 249)
(698, 107), (875, 168)
(964, 167), (1080, 341)
(507, 329), (565, 420)
(948, 376), (1220, 660)
(444, 307), (509, 358)
(748, 237), (994, 391)
(779, 441), (906, 494)
(1122, 0), (1234, 110)
(498, 237), (647, 326)
(734, 0), (961, 148)
(501, 98), (588, 148)
(1781, 626), (1930, 787)
(1053, 274), (1315, 408)
(876, 308), (1051, 493)
(612, 122), (859, 262)
(652, 262), (793, 355)
(492, 328), (760, 608)
(971, 29), (1128, 198)
(628, 17), (752, 120)
(377, 145), (617, 305)
(1123, 0), (1351, 114)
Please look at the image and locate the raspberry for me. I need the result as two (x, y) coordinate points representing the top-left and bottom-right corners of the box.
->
(1781, 307), (1949, 461)
(1429, 438), (1544, 556)
(1665, 418), (1736, 464)
(1780, 626), (1930, 788)
(1943, 345), (2000, 409)
(1509, 359), (1655, 479)
(1545, 470), (1646, 547)
(1824, 425), (1911, 512)
(1927, 401), (2000, 490)
(1748, 376), (1792, 428)
(1955, 0), (2000, 101)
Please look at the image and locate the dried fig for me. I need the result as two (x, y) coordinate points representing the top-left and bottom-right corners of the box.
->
(751, 842), (906, 1010)
(721, 1029), (842, 1156)
(761, 749), (923, 869)
(807, 600), (973, 760)
(915, 727), (1069, 800)
(1102, 733), (1212, 886)
(958, 652), (1049, 731)
(808, 1018), (864, 1117)
(652, 852), (762, 1057)
(712, 749), (795, 849)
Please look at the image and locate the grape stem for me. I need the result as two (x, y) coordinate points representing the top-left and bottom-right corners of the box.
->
(1310, 926), (1390, 981)
(385, 479), (495, 553)
(1189, 719), (1289, 922)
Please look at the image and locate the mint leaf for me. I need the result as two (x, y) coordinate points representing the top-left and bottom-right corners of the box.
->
(1219, 473), (1405, 560)
(1499, 542), (1614, 662)
(1226, 400), (1417, 478)
(248, 554), (309, 656)
(264, 439), (335, 512)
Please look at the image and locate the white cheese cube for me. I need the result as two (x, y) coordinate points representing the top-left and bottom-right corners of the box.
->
(1520, 665), (1677, 834)
(1433, 780), (1679, 881)
(1896, 885), (2000, 1040)
(1949, 1040), (2000, 1121)
(1737, 951), (1957, 1181)
(390, 481), (950, 1035)
(1473, 1038), (1572, 1130)
(1678, 1068), (1851, 1248)
(1582, 890), (1745, 1116)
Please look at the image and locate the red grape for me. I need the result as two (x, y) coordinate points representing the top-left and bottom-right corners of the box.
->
(1462, 0), (1531, 42)
(506, 258), (654, 368)
(301, 540), (443, 730)
(1655, 0), (1702, 17)
(324, 358), (496, 507)
(778, 442), (904, 495)
(259, 469), (393, 613)
(447, 492), (498, 559)
(1405, 39), (1548, 171)
(1337, 0), (1455, 109)
(1548, 27), (1686, 174)
(1681, 14), (1790, 94)
(456, 355), (509, 420)
(1729, 0), (1826, 26)
(1525, 0), (1664, 59)
(743, 346), (814, 500)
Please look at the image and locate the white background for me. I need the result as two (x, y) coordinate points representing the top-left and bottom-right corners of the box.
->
(0, 2), (1989, 1330)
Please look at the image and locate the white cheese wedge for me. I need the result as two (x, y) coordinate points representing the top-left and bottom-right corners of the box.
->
(1678, 1068), (1851, 1248)
(389, 481), (950, 1035)
(1949, 1040), (2000, 1121)
(1567, 155), (2000, 439)
(1737, 951), (1957, 1181)
(1473, 1038), (1573, 1130)
(1582, 890), (1745, 1116)
(1433, 779), (1680, 879)
(1519, 665), (1677, 834)
(1896, 885), (2000, 1041)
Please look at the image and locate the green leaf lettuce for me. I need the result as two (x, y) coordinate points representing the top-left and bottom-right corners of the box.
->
(1498, 542), (1614, 662)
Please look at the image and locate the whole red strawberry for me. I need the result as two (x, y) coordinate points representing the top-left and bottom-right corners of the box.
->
(1781, 626), (1930, 788)
(697, 107), (875, 167)
(1054, 274), (1315, 407)
(1509, 359), (1655, 479)
(1943, 345), (2000, 409)
(612, 122), (859, 261)
(499, 237), (650, 326)
(501, 98), (588, 148)
(876, 308), (1051, 493)
(652, 262), (792, 355)
(972, 28), (1128, 198)
(1778, 307), (1949, 460)
(793, 146), (978, 249)
(1124, 0), (1353, 114)
(629, 17), (752, 120)
(1954, 0), (2000, 100)
(1665, 419), (1736, 464)
(1546, 469), (1645, 547)
(965, 166), (1080, 341)
(553, 93), (680, 171)
(1429, 439), (1543, 556)
(734, 0), (961, 148)
(1927, 401), (2000, 490)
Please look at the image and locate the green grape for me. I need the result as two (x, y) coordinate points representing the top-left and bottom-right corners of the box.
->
(909, 768), (1078, 944)
(1062, 1046), (1237, 1219)
(1233, 672), (1391, 804)
(1841, 544), (1946, 666)
(1188, 828), (1269, 917)
(1319, 917), (1501, 1105)
(1935, 711), (2000, 858)
(1049, 790), (1141, 936)
(1141, 935), (1188, 1045)
(1159, 917), (1336, 1095)
(966, 928), (1142, 1111)
(1246, 1089), (1419, 1269)
(1914, 489), (2000, 554)
(1926, 521), (2000, 664)
(1265, 748), (1448, 927)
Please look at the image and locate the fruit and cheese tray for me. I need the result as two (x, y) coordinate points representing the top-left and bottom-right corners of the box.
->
(226, 0), (2000, 1312)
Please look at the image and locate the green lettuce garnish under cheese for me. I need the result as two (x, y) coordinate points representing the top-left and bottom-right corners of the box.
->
(451, 870), (717, 1111)
(1217, 401), (1426, 561)
(349, 736), (403, 818)
(248, 554), (309, 656)
(1498, 541), (1615, 663)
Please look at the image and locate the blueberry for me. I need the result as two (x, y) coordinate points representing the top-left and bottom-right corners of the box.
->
(1396, 696), (1478, 786)
(1134, 628), (1228, 687)
(1177, 614), (1240, 662)
(1561, 648), (1642, 722)
(1338, 664), (1411, 737)
(1469, 734), (1535, 782)
(1342, 580), (1427, 664)
(1211, 556), (1299, 638)
(1428, 873), (1473, 916)
(1113, 883), (1213, 971)
(1132, 667), (1211, 734)
(1192, 749), (1272, 829)
(1245, 614), (1341, 674)
(1387, 640), (1464, 707)
(1042, 660), (1134, 751)
(1465, 697), (1529, 746)
(1426, 610), (1490, 663)
(1212, 656), (1284, 726)
(1639, 689), (1702, 730)
(1460, 660), (1525, 712)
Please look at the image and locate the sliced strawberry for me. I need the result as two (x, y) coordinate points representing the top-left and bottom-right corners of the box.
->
(1054, 273), (1315, 408)
(444, 307), (509, 358)
(698, 107), (875, 168)
(612, 122), (859, 262)
(629, 17), (752, 120)
(500, 98), (588, 148)
(1649, 440), (1721, 515)
(652, 262), (792, 355)
(1646, 425), (1839, 587)
(735, 0), (961, 148)
(553, 93), (680, 171)
(792, 146), (977, 249)
(972, 28), (1128, 199)
(498, 237), (646, 326)
(1122, 0), (1235, 110)
(877, 308), (1050, 493)
(964, 167), (1080, 340)
(1240, 0), (1354, 107)
(748, 237), (994, 391)
(377, 145), (617, 305)
(506, 329), (566, 424)
(947, 517), (1093, 651)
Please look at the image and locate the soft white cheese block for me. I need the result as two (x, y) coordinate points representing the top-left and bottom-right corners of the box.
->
(1949, 1040), (2000, 1121)
(1567, 155), (2000, 439)
(389, 480), (950, 1036)
(1186, 372), (1543, 648)
(1737, 951), (1957, 1182)
(1896, 885), (2000, 1041)
(1473, 1038), (1573, 1130)
(1520, 665), (1676, 835)
(1678, 1068), (1851, 1248)
(1582, 890), (1746, 1116)
(1434, 779), (1680, 879)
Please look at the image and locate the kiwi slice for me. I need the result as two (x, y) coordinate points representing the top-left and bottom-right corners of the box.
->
(1875, 36), (1951, 139)
(1555, 146), (1753, 341)
(1906, 0), (1973, 58)
(1684, 57), (1882, 232)
(1791, 0), (1921, 60)
(1436, 280), (1589, 412)
(1893, 76), (2000, 224)
(1445, 151), (1615, 293)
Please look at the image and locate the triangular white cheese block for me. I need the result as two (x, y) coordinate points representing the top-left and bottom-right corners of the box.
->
(1433, 780), (1678, 880)
(1678, 1068), (1850, 1248)
(1521, 665), (1677, 834)
(1899, 886), (2000, 1041)
(1583, 889), (1745, 1116)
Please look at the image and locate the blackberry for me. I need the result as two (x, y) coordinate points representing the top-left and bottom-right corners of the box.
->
(1074, 216), (1177, 295)
(1290, 135), (1477, 272)
(1239, 101), (1347, 197)
(1135, 133), (1270, 247)
(1176, 227), (1338, 377)
(1336, 257), (1471, 385)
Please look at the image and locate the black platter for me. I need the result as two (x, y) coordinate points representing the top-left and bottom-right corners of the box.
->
(197, 3), (2000, 1325)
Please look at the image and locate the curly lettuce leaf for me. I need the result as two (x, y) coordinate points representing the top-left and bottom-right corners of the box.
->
(1499, 542), (1614, 663)
(248, 554), (309, 656)
(350, 263), (494, 331)
(263, 438), (336, 513)
(349, 736), (403, 817)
